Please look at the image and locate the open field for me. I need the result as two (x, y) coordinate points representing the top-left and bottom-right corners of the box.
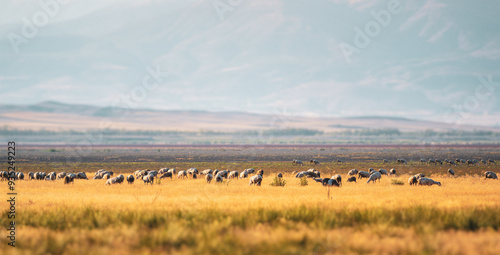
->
(2, 146), (500, 254)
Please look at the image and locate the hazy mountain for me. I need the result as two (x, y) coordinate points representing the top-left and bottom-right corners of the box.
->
(1, 101), (498, 133)
(1, 0), (500, 127)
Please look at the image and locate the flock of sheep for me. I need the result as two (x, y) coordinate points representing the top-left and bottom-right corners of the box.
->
(1, 157), (497, 187)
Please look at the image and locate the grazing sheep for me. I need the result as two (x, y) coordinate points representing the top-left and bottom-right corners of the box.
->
(178, 170), (188, 179)
(67, 173), (77, 179)
(143, 174), (154, 185)
(347, 176), (356, 183)
(448, 169), (455, 176)
(249, 174), (263, 186)
(295, 171), (306, 178)
(148, 170), (159, 177)
(408, 175), (418, 186)
(378, 169), (388, 175)
(332, 174), (342, 186)
(215, 175), (223, 183)
(245, 168), (255, 174)
(466, 160), (475, 166)
(187, 168), (198, 175)
(167, 168), (176, 175)
(103, 173), (111, 180)
(1, 171), (8, 181)
(418, 177), (441, 186)
(213, 169), (219, 176)
(420, 158), (426, 164)
(436, 159), (443, 165)
(292, 159), (303, 166)
(414, 173), (425, 178)
(383, 159), (389, 163)
(216, 170), (229, 179)
(48, 172), (56, 181)
(307, 169), (320, 177)
(159, 172), (173, 179)
(76, 172), (88, 180)
(368, 168), (375, 173)
(327, 178), (340, 187)
(389, 169), (396, 176)
(17, 172), (25, 180)
(201, 169), (213, 175)
(397, 158), (408, 165)
(64, 175), (74, 184)
(277, 173), (283, 178)
(56, 172), (67, 180)
(481, 159), (487, 165)
(484, 171), (498, 180)
(310, 159), (321, 165)
(159, 168), (170, 174)
(358, 171), (370, 179)
(126, 175), (135, 184)
(105, 178), (118, 185)
(205, 173), (213, 184)
(336, 159), (343, 164)
(228, 171), (239, 179)
(28, 172), (35, 180)
(366, 172), (382, 184)
(239, 170), (248, 179)
(348, 169), (358, 176)
(488, 159), (495, 164)
(428, 159), (437, 165)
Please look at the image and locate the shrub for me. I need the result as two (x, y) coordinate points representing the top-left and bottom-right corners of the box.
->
(391, 179), (404, 185)
(299, 176), (308, 186)
(269, 177), (286, 187)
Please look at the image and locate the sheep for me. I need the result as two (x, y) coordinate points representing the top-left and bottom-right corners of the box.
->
(192, 173), (197, 179)
(28, 172), (35, 180)
(418, 177), (441, 186)
(481, 159), (487, 165)
(348, 169), (358, 176)
(397, 158), (407, 165)
(205, 173), (213, 183)
(105, 178), (118, 185)
(1, 171), (8, 181)
(76, 172), (88, 180)
(484, 171), (498, 180)
(366, 172), (382, 184)
(143, 174), (154, 185)
(228, 171), (239, 179)
(249, 174), (263, 186)
(292, 159), (303, 166)
(177, 170), (188, 179)
(116, 175), (125, 184)
(216, 170), (229, 179)
(187, 168), (198, 175)
(126, 175), (135, 184)
(378, 169), (388, 175)
(368, 168), (375, 174)
(201, 169), (213, 175)
(419, 158), (426, 164)
(64, 175), (74, 184)
(56, 172), (66, 180)
(448, 169), (455, 176)
(67, 173), (77, 179)
(159, 168), (169, 174)
(408, 175), (418, 186)
(488, 159), (495, 164)
(239, 170), (248, 179)
(466, 160), (475, 166)
(332, 174), (342, 186)
(307, 169), (320, 177)
(103, 173), (111, 180)
(277, 173), (283, 178)
(245, 168), (255, 174)
(148, 170), (159, 177)
(347, 176), (356, 183)
(382, 159), (389, 163)
(327, 178), (340, 187)
(389, 169), (396, 176)
(17, 172), (25, 180)
(295, 172), (306, 178)
(159, 172), (173, 179)
(414, 173), (425, 178)
(358, 171), (370, 179)
(134, 170), (147, 179)
(213, 169), (219, 176)
(48, 172), (56, 181)
(310, 159), (321, 165)
(436, 159), (443, 165)
(215, 175), (223, 183)
(428, 159), (437, 165)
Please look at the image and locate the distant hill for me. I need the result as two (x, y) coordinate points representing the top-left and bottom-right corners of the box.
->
(0, 101), (499, 133)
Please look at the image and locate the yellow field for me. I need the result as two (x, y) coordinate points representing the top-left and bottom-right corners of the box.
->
(3, 173), (500, 255)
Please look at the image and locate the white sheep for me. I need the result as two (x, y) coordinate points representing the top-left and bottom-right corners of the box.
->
(418, 177), (441, 186)
(366, 172), (382, 184)
(249, 174), (263, 186)
(205, 173), (213, 184)
(348, 169), (358, 176)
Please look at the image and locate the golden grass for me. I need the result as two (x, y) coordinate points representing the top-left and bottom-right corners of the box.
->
(2, 172), (500, 254)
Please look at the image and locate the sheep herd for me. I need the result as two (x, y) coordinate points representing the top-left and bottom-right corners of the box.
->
(1, 158), (497, 188)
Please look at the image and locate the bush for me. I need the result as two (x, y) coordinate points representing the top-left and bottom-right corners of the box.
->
(299, 176), (308, 186)
(269, 177), (286, 187)
(391, 179), (404, 185)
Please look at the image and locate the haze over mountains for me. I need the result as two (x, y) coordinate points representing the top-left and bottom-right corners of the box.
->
(1, 101), (498, 133)
(1, 0), (500, 127)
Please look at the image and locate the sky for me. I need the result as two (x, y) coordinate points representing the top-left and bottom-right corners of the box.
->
(1, 0), (500, 127)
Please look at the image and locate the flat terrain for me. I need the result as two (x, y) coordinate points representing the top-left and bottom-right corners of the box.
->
(2, 145), (500, 254)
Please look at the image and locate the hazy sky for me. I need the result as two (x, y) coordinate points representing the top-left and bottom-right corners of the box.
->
(1, 0), (500, 126)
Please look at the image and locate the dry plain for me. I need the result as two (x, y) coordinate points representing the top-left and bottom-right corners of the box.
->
(2, 145), (500, 255)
